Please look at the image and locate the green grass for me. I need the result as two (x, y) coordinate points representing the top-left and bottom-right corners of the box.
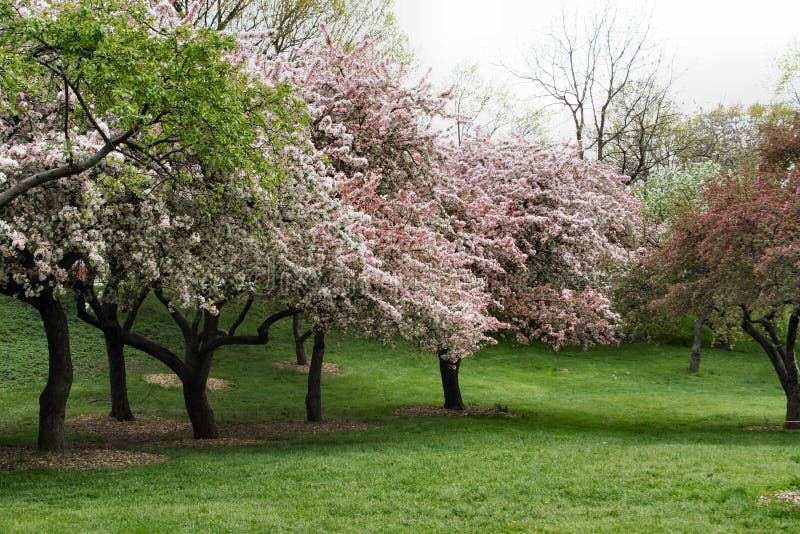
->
(1, 295), (800, 532)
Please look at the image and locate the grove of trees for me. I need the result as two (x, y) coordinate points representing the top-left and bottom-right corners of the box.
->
(2, 0), (800, 454)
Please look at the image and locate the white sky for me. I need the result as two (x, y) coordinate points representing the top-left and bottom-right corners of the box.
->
(394, 0), (800, 136)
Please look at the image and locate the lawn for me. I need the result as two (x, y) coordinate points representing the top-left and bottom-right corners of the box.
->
(1, 295), (799, 532)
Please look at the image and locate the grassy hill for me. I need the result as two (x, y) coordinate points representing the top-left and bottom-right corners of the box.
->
(1, 295), (799, 532)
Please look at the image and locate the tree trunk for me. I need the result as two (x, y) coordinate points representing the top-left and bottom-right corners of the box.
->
(741, 312), (800, 431)
(182, 377), (218, 439)
(103, 324), (134, 421)
(36, 293), (73, 453)
(305, 330), (324, 422)
(439, 352), (466, 411)
(181, 313), (220, 439)
(689, 316), (703, 373)
(293, 313), (308, 366)
(785, 387), (800, 430)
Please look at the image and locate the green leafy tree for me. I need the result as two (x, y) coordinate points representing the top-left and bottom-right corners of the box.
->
(778, 38), (800, 107)
(674, 103), (795, 172)
(0, 0), (297, 209)
(0, 0), (305, 452)
(616, 162), (724, 368)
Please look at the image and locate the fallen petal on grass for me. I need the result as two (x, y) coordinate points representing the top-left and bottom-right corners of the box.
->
(744, 425), (789, 431)
(143, 374), (231, 391)
(270, 360), (343, 375)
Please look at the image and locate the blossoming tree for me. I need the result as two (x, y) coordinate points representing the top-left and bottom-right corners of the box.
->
(0, 0), (300, 449)
(0, 0), (273, 208)
(276, 34), (640, 411)
(272, 34), (501, 411)
(447, 139), (638, 347)
(652, 165), (800, 428)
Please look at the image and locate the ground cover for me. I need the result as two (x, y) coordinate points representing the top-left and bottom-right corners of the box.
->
(1, 296), (799, 532)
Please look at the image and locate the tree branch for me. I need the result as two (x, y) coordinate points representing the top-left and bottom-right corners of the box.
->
(0, 128), (136, 208)
(153, 287), (192, 345)
(121, 330), (188, 381)
(742, 308), (789, 390)
(227, 295), (254, 337)
(206, 308), (297, 352)
(75, 291), (101, 329)
(122, 288), (150, 333)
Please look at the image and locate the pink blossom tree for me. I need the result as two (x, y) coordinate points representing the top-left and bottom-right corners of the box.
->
(274, 34), (641, 412)
(445, 138), (638, 351)
(272, 34), (501, 411)
(0, 172), (107, 451)
(71, 131), (405, 431)
(652, 165), (800, 428)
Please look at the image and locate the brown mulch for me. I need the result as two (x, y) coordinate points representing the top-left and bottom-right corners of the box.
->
(745, 425), (791, 431)
(1, 415), (377, 472)
(143, 373), (231, 391)
(150, 420), (377, 447)
(157, 437), (283, 448)
(70, 414), (191, 444)
(393, 406), (519, 418)
(70, 414), (375, 446)
(224, 419), (378, 437)
(0, 446), (167, 472)
(270, 360), (343, 375)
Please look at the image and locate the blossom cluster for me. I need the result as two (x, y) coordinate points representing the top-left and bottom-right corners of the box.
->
(0, 1), (641, 362)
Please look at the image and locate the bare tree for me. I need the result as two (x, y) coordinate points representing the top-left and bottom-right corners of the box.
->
(510, 3), (664, 164)
(778, 39), (800, 108)
(603, 77), (686, 181)
(448, 63), (549, 145)
(176, 0), (408, 59)
(172, 0), (254, 31)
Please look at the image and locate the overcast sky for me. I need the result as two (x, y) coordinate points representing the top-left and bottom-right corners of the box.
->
(394, 0), (800, 126)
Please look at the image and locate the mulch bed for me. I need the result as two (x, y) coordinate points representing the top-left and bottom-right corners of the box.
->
(69, 415), (280, 448)
(156, 437), (283, 448)
(143, 373), (231, 391)
(224, 419), (378, 437)
(393, 406), (519, 418)
(1, 414), (377, 472)
(270, 360), (342, 375)
(69, 414), (376, 446)
(0, 446), (167, 472)
(70, 414), (191, 444)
